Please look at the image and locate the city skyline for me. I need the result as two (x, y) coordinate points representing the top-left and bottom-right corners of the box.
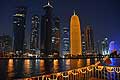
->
(0, 1), (120, 80)
(0, 0), (120, 48)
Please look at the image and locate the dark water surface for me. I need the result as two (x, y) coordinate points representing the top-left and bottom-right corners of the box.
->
(0, 58), (119, 80)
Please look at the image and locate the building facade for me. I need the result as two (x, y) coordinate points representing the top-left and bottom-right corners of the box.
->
(81, 32), (86, 55)
(0, 35), (12, 52)
(13, 7), (27, 53)
(40, 2), (53, 56)
(51, 17), (60, 56)
(101, 38), (109, 55)
(30, 15), (40, 51)
(84, 25), (95, 54)
(70, 12), (82, 56)
(61, 27), (70, 57)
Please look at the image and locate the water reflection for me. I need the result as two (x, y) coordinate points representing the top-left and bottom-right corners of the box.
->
(24, 59), (30, 74)
(40, 59), (45, 72)
(70, 59), (85, 69)
(77, 59), (84, 67)
(53, 59), (59, 72)
(66, 59), (70, 70)
(0, 58), (118, 79)
(8, 59), (14, 72)
(95, 58), (98, 63)
(70, 59), (78, 69)
(86, 59), (90, 66)
(7, 59), (14, 79)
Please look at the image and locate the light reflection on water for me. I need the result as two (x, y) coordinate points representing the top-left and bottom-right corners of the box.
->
(8, 59), (14, 72)
(0, 58), (118, 79)
(53, 59), (59, 72)
(40, 59), (45, 72)
(7, 59), (14, 79)
(24, 59), (30, 74)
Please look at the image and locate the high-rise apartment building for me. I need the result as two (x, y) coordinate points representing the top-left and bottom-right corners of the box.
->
(61, 27), (70, 57)
(81, 32), (86, 55)
(101, 38), (109, 55)
(30, 15), (40, 50)
(52, 17), (60, 55)
(84, 25), (95, 54)
(13, 7), (27, 53)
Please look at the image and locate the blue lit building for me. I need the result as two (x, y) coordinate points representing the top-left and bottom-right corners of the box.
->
(109, 41), (119, 53)
(101, 37), (109, 55)
(61, 27), (70, 57)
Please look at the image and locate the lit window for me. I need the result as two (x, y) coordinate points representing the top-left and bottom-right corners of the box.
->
(14, 14), (24, 17)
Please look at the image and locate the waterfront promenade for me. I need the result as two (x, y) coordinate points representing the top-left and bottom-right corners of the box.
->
(17, 56), (120, 80)
(20, 65), (120, 80)
(0, 56), (119, 80)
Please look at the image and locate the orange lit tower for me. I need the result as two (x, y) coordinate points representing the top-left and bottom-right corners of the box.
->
(70, 11), (82, 55)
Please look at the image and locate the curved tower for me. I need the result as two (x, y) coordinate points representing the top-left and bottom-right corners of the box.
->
(70, 11), (82, 55)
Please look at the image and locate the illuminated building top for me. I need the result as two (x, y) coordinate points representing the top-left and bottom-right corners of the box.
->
(73, 10), (76, 16)
(43, 1), (53, 8)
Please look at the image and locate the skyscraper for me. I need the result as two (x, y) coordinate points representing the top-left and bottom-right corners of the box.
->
(52, 17), (60, 56)
(81, 32), (86, 55)
(101, 37), (109, 55)
(40, 1), (53, 56)
(84, 25), (94, 54)
(70, 11), (82, 56)
(96, 40), (102, 55)
(61, 27), (70, 57)
(30, 15), (40, 50)
(109, 41), (115, 53)
(13, 7), (27, 53)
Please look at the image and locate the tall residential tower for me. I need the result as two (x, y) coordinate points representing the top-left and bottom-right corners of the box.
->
(61, 27), (70, 57)
(84, 25), (95, 54)
(13, 7), (27, 53)
(52, 17), (60, 55)
(30, 15), (40, 50)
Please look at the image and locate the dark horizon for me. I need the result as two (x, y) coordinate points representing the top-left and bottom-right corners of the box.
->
(0, 0), (120, 48)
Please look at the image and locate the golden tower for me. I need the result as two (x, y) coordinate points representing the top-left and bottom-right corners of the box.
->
(70, 11), (82, 55)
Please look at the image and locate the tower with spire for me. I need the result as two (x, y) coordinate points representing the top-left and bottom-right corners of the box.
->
(70, 11), (82, 55)
(40, 1), (53, 56)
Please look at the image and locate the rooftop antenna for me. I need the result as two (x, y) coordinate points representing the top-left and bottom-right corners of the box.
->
(73, 10), (76, 16)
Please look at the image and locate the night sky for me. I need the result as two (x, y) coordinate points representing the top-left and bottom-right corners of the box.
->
(0, 0), (120, 47)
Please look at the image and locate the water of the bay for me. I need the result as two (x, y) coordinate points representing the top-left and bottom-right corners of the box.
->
(0, 58), (119, 80)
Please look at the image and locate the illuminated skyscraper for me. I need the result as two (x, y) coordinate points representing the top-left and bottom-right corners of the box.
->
(52, 17), (60, 55)
(109, 41), (119, 53)
(30, 15), (40, 50)
(40, 1), (53, 56)
(13, 7), (27, 53)
(101, 37), (109, 55)
(84, 25), (95, 53)
(109, 41), (115, 53)
(81, 32), (86, 55)
(61, 27), (70, 57)
(70, 11), (82, 55)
